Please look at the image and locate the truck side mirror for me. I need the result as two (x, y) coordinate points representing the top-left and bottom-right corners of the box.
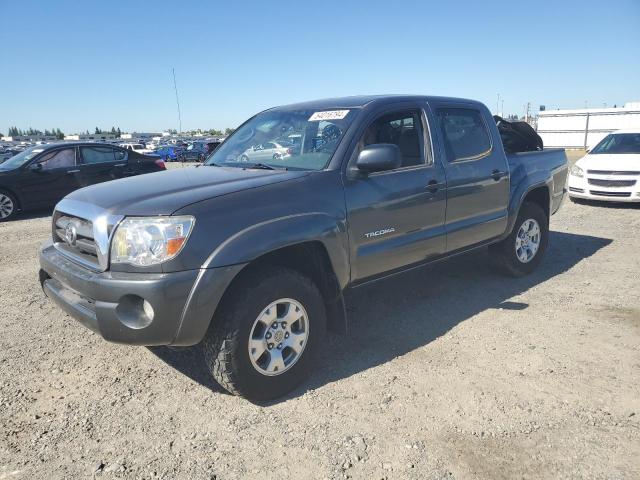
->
(356, 144), (401, 173)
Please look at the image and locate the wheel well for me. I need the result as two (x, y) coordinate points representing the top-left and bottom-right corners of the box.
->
(222, 242), (346, 333)
(523, 186), (550, 219)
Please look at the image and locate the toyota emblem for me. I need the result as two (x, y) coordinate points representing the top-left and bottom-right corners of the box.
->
(64, 223), (77, 246)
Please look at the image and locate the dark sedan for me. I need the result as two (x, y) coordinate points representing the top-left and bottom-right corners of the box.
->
(181, 141), (221, 162)
(0, 142), (166, 221)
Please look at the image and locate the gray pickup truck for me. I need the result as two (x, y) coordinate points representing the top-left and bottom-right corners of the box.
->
(39, 95), (568, 401)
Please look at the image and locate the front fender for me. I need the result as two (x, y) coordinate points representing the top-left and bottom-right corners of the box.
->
(202, 212), (350, 290)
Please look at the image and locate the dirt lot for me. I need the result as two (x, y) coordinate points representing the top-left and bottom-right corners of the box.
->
(1, 157), (639, 479)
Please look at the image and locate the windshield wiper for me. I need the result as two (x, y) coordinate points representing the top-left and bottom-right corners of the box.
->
(244, 163), (285, 171)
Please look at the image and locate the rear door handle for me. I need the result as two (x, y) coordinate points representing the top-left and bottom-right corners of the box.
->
(491, 169), (506, 181)
(426, 179), (440, 193)
(114, 163), (126, 167)
(66, 169), (80, 174)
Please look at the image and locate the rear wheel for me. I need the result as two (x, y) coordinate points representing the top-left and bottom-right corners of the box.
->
(202, 267), (326, 401)
(490, 202), (548, 277)
(0, 190), (17, 222)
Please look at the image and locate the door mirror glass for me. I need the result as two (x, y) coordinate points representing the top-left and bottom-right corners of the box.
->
(356, 144), (402, 173)
(29, 162), (43, 172)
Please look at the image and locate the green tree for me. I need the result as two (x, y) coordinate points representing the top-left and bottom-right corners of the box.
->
(95, 127), (102, 134)
(224, 127), (235, 136)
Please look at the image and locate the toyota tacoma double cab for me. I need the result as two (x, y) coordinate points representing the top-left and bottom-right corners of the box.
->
(39, 95), (568, 401)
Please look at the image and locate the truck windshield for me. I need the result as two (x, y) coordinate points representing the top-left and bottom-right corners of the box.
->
(206, 108), (357, 170)
(0, 146), (44, 170)
(591, 133), (640, 154)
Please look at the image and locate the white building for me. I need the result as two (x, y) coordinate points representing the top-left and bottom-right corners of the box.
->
(120, 132), (163, 140)
(1, 135), (58, 142)
(64, 133), (117, 141)
(537, 102), (640, 149)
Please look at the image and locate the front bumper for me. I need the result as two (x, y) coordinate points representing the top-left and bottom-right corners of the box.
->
(568, 174), (640, 203)
(39, 241), (245, 346)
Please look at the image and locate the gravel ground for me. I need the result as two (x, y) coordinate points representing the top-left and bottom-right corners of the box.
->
(1, 155), (639, 479)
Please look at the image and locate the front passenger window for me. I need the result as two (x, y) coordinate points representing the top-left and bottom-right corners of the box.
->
(361, 110), (425, 168)
(38, 149), (76, 170)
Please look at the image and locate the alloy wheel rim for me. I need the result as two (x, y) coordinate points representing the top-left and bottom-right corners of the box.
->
(248, 298), (309, 376)
(0, 194), (14, 219)
(515, 218), (541, 263)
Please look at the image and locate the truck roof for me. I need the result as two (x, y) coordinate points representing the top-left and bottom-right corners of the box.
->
(271, 94), (483, 111)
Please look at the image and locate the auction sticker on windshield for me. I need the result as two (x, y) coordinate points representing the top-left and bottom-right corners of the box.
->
(308, 110), (350, 121)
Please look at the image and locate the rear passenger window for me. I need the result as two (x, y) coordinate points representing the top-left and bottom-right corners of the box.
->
(81, 146), (116, 164)
(437, 108), (492, 162)
(362, 110), (425, 168)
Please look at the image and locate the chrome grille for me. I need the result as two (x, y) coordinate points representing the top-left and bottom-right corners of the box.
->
(53, 212), (100, 269)
(587, 178), (636, 188)
(587, 170), (640, 175)
(51, 199), (124, 272)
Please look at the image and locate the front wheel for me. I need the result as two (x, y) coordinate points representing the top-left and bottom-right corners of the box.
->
(0, 190), (17, 222)
(490, 202), (549, 277)
(202, 267), (326, 401)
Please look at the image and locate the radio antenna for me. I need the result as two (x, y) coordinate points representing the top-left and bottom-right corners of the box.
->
(172, 68), (182, 134)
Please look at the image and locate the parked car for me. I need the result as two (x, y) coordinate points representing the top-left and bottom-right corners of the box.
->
(239, 141), (297, 162)
(39, 95), (567, 401)
(120, 143), (155, 155)
(181, 141), (220, 162)
(568, 129), (640, 202)
(0, 142), (166, 221)
(0, 148), (21, 164)
(153, 145), (183, 162)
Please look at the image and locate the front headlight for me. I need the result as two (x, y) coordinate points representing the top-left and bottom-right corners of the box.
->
(111, 216), (195, 267)
(570, 165), (584, 178)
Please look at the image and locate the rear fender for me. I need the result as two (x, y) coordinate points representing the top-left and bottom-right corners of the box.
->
(504, 174), (552, 238)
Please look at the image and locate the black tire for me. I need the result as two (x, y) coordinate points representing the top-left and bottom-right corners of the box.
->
(0, 190), (18, 222)
(490, 202), (549, 277)
(202, 267), (326, 402)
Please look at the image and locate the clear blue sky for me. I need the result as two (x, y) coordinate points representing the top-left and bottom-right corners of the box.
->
(1, 0), (638, 134)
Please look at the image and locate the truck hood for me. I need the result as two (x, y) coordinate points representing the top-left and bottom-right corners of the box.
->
(576, 153), (640, 172)
(66, 166), (309, 216)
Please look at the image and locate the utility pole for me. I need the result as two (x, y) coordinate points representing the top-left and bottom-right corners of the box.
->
(496, 93), (500, 115)
(172, 68), (182, 134)
(501, 100), (504, 117)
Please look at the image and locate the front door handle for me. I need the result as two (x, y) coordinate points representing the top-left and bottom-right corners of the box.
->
(66, 169), (80, 174)
(426, 179), (440, 193)
(491, 169), (505, 181)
